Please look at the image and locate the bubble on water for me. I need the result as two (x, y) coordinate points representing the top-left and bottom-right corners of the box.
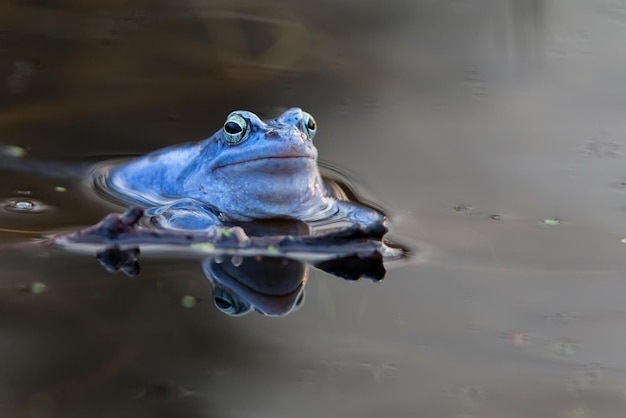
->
(231, 255), (243, 267)
(214, 254), (224, 264)
(3, 198), (49, 213)
(14, 201), (34, 210)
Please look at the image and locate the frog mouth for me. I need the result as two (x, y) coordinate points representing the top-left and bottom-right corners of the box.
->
(212, 155), (314, 172)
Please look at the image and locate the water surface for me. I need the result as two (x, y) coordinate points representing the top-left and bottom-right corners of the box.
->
(2, 1), (626, 417)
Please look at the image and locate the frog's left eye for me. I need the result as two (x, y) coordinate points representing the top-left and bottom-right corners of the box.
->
(223, 114), (248, 144)
(301, 112), (316, 140)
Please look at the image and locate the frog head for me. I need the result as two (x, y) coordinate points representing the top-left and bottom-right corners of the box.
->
(204, 108), (330, 220)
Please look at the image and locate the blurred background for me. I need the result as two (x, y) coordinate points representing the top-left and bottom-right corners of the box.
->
(3, 0), (626, 416)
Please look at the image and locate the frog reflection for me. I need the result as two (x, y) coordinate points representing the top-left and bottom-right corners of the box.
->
(93, 216), (387, 317)
(202, 255), (307, 317)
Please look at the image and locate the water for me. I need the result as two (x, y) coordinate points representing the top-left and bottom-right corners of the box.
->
(2, 0), (626, 416)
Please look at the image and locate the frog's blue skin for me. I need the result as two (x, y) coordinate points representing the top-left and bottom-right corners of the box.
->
(106, 108), (386, 231)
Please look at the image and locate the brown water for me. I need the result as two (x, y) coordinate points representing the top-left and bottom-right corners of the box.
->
(2, 0), (626, 416)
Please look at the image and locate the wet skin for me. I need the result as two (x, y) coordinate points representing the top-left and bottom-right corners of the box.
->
(106, 108), (386, 232)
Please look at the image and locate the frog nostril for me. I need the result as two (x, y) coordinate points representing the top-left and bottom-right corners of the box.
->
(265, 130), (278, 138)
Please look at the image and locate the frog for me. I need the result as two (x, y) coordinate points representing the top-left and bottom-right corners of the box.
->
(103, 107), (388, 236)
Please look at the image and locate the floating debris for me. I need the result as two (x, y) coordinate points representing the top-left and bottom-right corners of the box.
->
(542, 217), (562, 226)
(54, 186), (67, 193)
(135, 380), (194, 402)
(181, 295), (198, 308)
(452, 203), (472, 214)
(189, 242), (215, 252)
(27, 282), (46, 294)
(552, 339), (575, 355)
(0, 144), (27, 158)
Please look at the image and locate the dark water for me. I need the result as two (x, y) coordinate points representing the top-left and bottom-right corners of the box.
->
(2, 0), (626, 416)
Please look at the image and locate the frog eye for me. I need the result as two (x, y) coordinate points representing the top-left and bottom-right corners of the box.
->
(301, 112), (316, 140)
(213, 287), (248, 315)
(222, 114), (248, 144)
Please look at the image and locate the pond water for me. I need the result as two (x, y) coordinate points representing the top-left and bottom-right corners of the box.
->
(2, 0), (626, 416)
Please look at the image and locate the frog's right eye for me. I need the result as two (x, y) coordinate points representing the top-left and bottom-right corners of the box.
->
(222, 114), (248, 144)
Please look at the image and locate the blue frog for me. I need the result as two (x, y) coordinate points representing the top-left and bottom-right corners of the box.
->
(104, 108), (387, 234)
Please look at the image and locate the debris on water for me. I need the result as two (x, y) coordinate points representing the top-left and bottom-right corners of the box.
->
(489, 214), (504, 220)
(452, 203), (473, 214)
(189, 242), (215, 252)
(54, 186), (67, 193)
(581, 130), (621, 158)
(542, 217), (562, 226)
(562, 405), (590, 418)
(181, 295), (199, 308)
(552, 339), (576, 355)
(26, 282), (46, 294)
(457, 385), (485, 407)
(135, 380), (194, 402)
(508, 332), (527, 347)
(0, 144), (27, 158)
